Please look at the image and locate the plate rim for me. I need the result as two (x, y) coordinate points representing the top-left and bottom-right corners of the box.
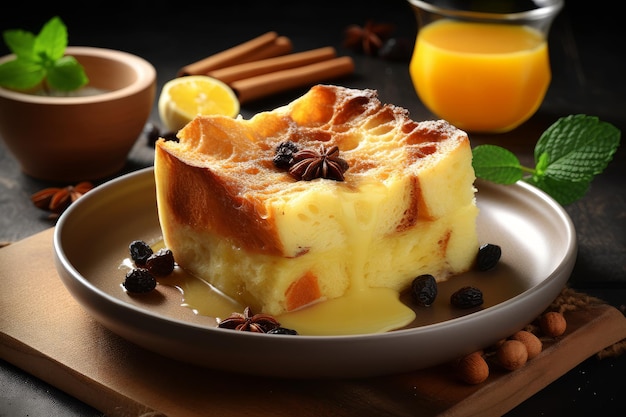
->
(53, 166), (577, 377)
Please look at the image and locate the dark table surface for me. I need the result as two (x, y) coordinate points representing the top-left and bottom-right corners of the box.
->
(1, 1), (624, 416)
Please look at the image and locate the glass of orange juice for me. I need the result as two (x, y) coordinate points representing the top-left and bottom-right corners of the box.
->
(407, 0), (563, 133)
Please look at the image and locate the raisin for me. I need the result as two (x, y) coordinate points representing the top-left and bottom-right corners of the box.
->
(123, 268), (157, 293)
(145, 248), (175, 276)
(411, 274), (438, 306)
(476, 243), (501, 271)
(273, 141), (300, 169)
(267, 327), (299, 335)
(451, 286), (484, 309)
(129, 240), (153, 266)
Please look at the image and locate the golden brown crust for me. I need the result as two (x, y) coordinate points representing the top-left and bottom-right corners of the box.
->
(154, 84), (477, 315)
(156, 84), (470, 256)
(155, 146), (284, 254)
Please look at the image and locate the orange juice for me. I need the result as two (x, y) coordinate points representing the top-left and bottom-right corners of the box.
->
(410, 20), (551, 133)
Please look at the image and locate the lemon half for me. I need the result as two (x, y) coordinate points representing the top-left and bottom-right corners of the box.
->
(158, 75), (240, 132)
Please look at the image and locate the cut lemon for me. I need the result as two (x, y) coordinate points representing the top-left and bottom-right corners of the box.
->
(158, 75), (240, 131)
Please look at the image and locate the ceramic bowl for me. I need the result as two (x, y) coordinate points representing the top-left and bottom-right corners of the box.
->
(0, 46), (156, 182)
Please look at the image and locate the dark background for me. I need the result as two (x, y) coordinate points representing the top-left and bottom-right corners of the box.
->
(1, 0), (623, 121)
(1, 1), (625, 416)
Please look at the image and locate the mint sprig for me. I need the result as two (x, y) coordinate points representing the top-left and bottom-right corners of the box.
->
(0, 16), (88, 92)
(472, 115), (621, 205)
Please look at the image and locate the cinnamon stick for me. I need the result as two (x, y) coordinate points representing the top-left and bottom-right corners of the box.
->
(231, 56), (355, 104)
(239, 36), (293, 65)
(208, 46), (337, 84)
(177, 32), (288, 76)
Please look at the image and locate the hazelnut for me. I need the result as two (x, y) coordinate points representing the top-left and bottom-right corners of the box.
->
(539, 312), (567, 337)
(497, 340), (528, 371)
(510, 330), (542, 360)
(456, 351), (489, 384)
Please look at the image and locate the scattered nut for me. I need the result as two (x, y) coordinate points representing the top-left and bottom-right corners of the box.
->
(456, 351), (489, 384)
(539, 311), (567, 337)
(511, 330), (542, 360)
(452, 306), (570, 384)
(497, 340), (528, 371)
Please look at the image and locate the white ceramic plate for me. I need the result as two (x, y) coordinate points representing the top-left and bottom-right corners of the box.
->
(53, 167), (576, 378)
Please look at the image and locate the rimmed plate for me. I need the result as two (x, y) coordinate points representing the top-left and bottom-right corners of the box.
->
(53, 167), (576, 378)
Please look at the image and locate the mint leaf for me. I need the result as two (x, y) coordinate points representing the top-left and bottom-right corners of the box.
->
(0, 59), (45, 89)
(472, 144), (523, 184)
(472, 115), (621, 206)
(534, 152), (549, 178)
(0, 16), (88, 92)
(535, 114), (621, 182)
(3, 29), (36, 60)
(47, 56), (88, 91)
(34, 16), (67, 61)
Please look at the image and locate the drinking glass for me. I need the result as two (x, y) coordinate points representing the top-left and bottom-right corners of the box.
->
(407, 0), (563, 133)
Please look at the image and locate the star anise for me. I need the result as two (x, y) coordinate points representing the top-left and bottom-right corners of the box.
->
(31, 181), (94, 215)
(217, 306), (281, 333)
(343, 20), (396, 56)
(289, 144), (349, 181)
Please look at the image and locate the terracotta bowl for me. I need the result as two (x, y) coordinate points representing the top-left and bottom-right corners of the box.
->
(0, 47), (156, 182)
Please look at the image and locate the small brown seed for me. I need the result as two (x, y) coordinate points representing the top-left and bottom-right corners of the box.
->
(497, 340), (528, 371)
(511, 330), (542, 360)
(456, 351), (489, 384)
(539, 312), (567, 337)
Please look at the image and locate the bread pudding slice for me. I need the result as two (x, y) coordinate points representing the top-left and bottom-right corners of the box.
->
(154, 84), (479, 316)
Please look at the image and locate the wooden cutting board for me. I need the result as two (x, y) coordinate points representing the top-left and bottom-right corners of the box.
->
(1, 228), (626, 417)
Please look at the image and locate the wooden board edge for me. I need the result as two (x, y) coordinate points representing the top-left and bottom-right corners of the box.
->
(441, 304), (626, 417)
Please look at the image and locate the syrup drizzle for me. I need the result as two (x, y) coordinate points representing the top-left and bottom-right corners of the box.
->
(125, 182), (418, 336)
